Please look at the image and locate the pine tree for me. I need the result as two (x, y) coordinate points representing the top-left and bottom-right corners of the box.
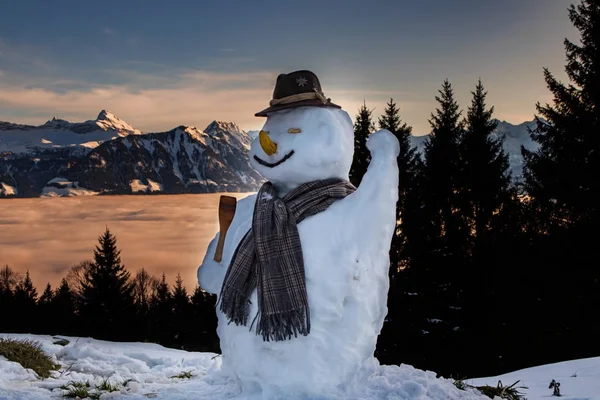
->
(459, 79), (510, 247)
(418, 80), (468, 363)
(52, 278), (77, 336)
(349, 101), (375, 187)
(150, 273), (173, 345)
(455, 79), (513, 356)
(378, 98), (421, 274)
(520, 0), (600, 360)
(13, 271), (38, 333)
(423, 79), (467, 256)
(14, 270), (38, 305)
(190, 286), (219, 352)
(171, 273), (191, 348)
(39, 283), (53, 306)
(79, 227), (135, 340)
(522, 0), (600, 230)
(37, 283), (54, 334)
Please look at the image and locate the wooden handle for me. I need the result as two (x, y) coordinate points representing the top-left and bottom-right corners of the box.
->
(214, 195), (237, 262)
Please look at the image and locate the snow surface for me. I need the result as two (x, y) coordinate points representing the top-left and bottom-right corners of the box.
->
(0, 333), (598, 399)
(129, 179), (163, 193)
(0, 110), (142, 155)
(198, 106), (405, 397)
(0, 182), (17, 196)
(0, 334), (487, 399)
(41, 178), (98, 197)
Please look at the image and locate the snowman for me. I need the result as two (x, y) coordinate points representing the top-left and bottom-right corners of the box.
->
(198, 70), (400, 398)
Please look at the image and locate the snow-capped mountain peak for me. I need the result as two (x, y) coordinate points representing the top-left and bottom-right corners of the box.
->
(204, 120), (252, 151)
(38, 110), (141, 136)
(95, 109), (140, 134)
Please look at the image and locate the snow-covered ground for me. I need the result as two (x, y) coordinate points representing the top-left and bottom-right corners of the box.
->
(0, 333), (597, 399)
(0, 110), (142, 156)
(40, 178), (99, 197)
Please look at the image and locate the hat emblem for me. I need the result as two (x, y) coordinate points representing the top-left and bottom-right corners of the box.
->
(296, 76), (308, 87)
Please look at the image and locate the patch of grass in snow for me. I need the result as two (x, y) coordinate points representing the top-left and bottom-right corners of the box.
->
(60, 380), (100, 399)
(95, 377), (121, 392)
(60, 378), (124, 399)
(0, 337), (60, 379)
(453, 377), (468, 390)
(454, 379), (528, 400)
(170, 370), (194, 379)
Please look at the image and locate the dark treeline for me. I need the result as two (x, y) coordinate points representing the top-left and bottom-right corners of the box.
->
(360, 0), (599, 379)
(1, 0), (598, 381)
(0, 228), (219, 354)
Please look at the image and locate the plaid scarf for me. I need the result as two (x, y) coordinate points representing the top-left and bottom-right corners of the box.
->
(218, 178), (356, 342)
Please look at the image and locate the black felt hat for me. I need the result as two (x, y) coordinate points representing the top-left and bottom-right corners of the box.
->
(255, 70), (341, 117)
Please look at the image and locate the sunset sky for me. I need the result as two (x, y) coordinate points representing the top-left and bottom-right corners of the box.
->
(0, 0), (577, 134)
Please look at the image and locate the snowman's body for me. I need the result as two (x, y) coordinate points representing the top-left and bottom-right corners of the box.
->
(198, 106), (399, 398)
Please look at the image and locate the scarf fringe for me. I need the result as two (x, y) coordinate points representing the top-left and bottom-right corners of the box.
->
(252, 306), (311, 342)
(219, 286), (251, 326)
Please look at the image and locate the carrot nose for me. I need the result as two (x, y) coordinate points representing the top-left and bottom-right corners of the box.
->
(259, 130), (277, 156)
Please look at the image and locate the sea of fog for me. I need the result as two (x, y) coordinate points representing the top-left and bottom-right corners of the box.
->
(0, 193), (253, 291)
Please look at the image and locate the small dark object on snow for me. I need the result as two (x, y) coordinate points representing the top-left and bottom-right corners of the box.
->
(549, 379), (561, 396)
(53, 338), (70, 346)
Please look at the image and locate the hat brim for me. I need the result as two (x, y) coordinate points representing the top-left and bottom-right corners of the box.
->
(255, 99), (341, 117)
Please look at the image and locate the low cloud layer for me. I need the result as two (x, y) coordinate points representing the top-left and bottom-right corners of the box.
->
(0, 194), (253, 291)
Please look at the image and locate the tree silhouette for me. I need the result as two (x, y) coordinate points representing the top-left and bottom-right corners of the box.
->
(378, 98), (420, 275)
(79, 227), (135, 340)
(349, 101), (375, 187)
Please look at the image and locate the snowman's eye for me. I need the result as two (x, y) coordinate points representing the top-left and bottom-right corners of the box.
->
(288, 128), (302, 134)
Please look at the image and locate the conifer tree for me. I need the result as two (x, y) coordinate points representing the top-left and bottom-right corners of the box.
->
(37, 283), (54, 334)
(151, 273), (173, 345)
(171, 273), (191, 348)
(190, 286), (219, 352)
(14, 270), (38, 306)
(459, 79), (510, 247)
(522, 0), (600, 230)
(52, 278), (77, 336)
(423, 79), (467, 256)
(13, 271), (38, 333)
(79, 227), (135, 340)
(349, 101), (375, 187)
(39, 283), (53, 305)
(521, 0), (600, 356)
(378, 98), (421, 275)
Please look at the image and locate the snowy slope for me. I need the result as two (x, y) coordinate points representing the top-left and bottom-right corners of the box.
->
(0, 110), (142, 155)
(409, 119), (540, 181)
(0, 334), (597, 399)
(0, 116), (263, 197)
(470, 356), (600, 399)
(0, 334), (487, 400)
(62, 123), (263, 195)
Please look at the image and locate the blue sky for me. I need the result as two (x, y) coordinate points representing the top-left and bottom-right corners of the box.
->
(0, 0), (578, 134)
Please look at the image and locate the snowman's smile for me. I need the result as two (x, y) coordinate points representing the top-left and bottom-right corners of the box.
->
(253, 150), (295, 168)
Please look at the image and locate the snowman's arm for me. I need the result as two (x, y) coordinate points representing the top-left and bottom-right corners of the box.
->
(197, 233), (226, 295)
(345, 129), (399, 247)
(197, 193), (258, 296)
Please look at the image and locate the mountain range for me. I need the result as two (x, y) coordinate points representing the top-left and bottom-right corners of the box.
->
(0, 111), (539, 198)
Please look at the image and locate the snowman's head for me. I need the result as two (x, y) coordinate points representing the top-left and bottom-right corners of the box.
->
(249, 106), (354, 189)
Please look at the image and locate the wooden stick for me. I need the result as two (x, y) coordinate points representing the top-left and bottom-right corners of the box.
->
(214, 195), (237, 262)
